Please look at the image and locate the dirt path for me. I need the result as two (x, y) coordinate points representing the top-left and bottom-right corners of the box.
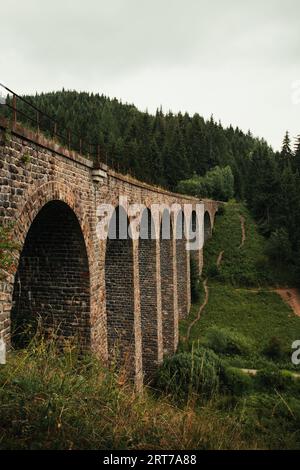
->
(275, 288), (300, 317)
(234, 287), (300, 318)
(239, 215), (246, 248)
(185, 214), (245, 342)
(241, 368), (300, 379)
(185, 246), (225, 341)
(216, 250), (224, 267)
(186, 279), (209, 341)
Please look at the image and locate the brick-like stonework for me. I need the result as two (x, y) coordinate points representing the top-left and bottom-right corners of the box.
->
(0, 118), (218, 387)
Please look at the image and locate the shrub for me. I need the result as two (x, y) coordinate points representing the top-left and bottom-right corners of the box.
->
(263, 337), (285, 361)
(255, 254), (269, 272)
(206, 264), (220, 279)
(220, 367), (253, 395)
(21, 153), (31, 165)
(156, 347), (221, 399)
(0, 129), (11, 145)
(254, 368), (293, 392)
(176, 166), (234, 201)
(216, 205), (225, 216)
(0, 340), (253, 450)
(0, 225), (18, 272)
(203, 326), (253, 357)
(265, 228), (292, 263)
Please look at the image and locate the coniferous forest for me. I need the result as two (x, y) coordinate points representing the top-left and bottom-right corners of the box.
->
(19, 90), (300, 281)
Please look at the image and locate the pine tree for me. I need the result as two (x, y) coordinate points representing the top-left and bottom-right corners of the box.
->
(246, 142), (279, 233)
(280, 131), (293, 163)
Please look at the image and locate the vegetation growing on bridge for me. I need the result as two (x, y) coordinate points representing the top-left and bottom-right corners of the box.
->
(0, 225), (18, 274)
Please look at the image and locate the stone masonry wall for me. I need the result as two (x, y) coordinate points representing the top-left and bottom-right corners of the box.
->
(139, 209), (159, 380)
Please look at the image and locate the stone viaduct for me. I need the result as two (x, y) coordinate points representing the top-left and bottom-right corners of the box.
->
(0, 117), (218, 387)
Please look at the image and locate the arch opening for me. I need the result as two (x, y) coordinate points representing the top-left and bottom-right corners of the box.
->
(139, 208), (158, 379)
(160, 209), (175, 356)
(11, 200), (91, 349)
(204, 211), (212, 242)
(105, 206), (135, 374)
(190, 210), (200, 273)
(176, 210), (188, 319)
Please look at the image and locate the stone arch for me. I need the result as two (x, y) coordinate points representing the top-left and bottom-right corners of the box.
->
(176, 209), (188, 319)
(11, 199), (91, 349)
(138, 207), (158, 379)
(105, 205), (135, 375)
(191, 210), (198, 234)
(160, 209), (175, 356)
(204, 210), (212, 242)
(13, 182), (93, 269)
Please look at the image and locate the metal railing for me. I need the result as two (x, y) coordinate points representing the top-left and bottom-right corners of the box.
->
(0, 82), (107, 165)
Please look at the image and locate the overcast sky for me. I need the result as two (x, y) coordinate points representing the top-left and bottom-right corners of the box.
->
(1, 0), (299, 150)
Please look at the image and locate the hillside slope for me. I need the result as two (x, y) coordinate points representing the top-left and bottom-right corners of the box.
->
(181, 201), (300, 365)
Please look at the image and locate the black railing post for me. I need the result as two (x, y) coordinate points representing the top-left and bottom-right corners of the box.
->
(12, 94), (17, 125)
(36, 111), (40, 134)
(0, 83), (108, 162)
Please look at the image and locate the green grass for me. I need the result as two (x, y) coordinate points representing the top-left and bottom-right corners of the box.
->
(181, 283), (300, 367)
(2, 202), (300, 449)
(203, 201), (296, 286)
(181, 201), (300, 366)
(0, 337), (251, 450)
(176, 201), (300, 449)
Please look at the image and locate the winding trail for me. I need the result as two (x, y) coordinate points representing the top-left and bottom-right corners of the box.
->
(185, 212), (246, 341)
(216, 250), (224, 268)
(185, 246), (225, 341)
(184, 208), (300, 388)
(235, 287), (300, 318)
(186, 279), (209, 341)
(239, 215), (246, 248)
(240, 368), (300, 379)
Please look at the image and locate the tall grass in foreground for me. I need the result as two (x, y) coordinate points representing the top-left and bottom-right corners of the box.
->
(0, 335), (251, 450)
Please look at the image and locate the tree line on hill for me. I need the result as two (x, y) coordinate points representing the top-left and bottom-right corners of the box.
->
(5, 90), (300, 279)
(14, 90), (263, 192)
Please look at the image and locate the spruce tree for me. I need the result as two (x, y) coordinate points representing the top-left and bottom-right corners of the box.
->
(280, 131), (293, 163)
